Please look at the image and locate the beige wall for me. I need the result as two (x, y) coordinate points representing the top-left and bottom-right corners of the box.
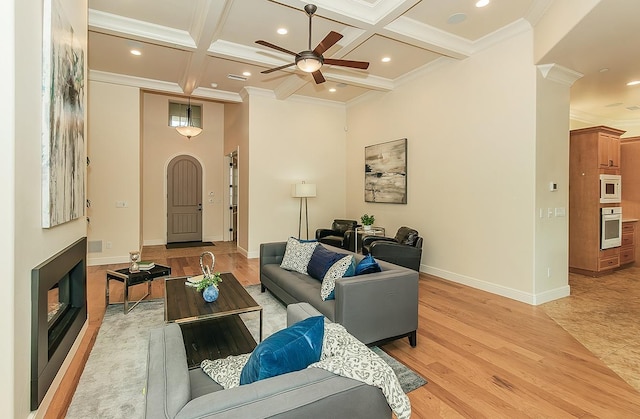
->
(9, 0), (88, 417)
(534, 67), (573, 301)
(1, 0), (15, 415)
(243, 89), (348, 257)
(142, 92), (226, 246)
(346, 29), (566, 304)
(87, 81), (141, 264)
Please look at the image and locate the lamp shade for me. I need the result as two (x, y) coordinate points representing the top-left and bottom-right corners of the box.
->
(292, 183), (316, 198)
(176, 125), (202, 139)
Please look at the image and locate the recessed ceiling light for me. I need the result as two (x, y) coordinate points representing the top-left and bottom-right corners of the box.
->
(599, 68), (609, 73)
(476, 0), (490, 7)
(130, 49), (142, 56)
(329, 88), (337, 93)
(211, 82), (218, 88)
(447, 13), (467, 24)
(381, 57), (391, 63)
(242, 71), (251, 77)
(277, 28), (288, 35)
(627, 80), (640, 86)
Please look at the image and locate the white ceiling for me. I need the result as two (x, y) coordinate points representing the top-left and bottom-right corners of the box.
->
(87, 0), (640, 126)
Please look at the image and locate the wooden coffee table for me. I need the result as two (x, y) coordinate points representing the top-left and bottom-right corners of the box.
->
(164, 272), (262, 368)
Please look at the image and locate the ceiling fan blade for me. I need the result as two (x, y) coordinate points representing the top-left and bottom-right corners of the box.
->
(312, 70), (326, 84)
(323, 58), (370, 70)
(261, 63), (295, 74)
(313, 31), (343, 55)
(255, 40), (297, 56)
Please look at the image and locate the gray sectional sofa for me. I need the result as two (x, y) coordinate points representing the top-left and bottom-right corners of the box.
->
(260, 241), (419, 346)
(145, 303), (392, 418)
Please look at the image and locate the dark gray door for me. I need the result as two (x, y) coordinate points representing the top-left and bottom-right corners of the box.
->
(167, 155), (202, 243)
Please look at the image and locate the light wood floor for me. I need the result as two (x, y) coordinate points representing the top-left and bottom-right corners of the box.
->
(45, 243), (640, 418)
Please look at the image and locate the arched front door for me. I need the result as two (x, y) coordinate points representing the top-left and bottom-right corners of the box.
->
(167, 155), (202, 243)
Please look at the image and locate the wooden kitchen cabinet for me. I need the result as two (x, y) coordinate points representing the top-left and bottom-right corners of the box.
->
(598, 132), (620, 169)
(620, 220), (636, 265)
(569, 126), (626, 276)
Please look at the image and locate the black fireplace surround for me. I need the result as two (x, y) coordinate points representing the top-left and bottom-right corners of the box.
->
(31, 237), (87, 410)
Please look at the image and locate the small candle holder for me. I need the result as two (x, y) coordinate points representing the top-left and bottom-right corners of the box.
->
(129, 251), (140, 273)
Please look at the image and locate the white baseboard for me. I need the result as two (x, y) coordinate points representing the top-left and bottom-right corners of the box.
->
(88, 255), (129, 266)
(421, 265), (569, 306)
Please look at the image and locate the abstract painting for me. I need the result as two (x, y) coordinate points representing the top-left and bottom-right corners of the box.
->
(365, 138), (407, 204)
(42, 0), (85, 228)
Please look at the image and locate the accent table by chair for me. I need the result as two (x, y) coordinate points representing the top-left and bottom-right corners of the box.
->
(354, 226), (385, 253)
(106, 264), (171, 314)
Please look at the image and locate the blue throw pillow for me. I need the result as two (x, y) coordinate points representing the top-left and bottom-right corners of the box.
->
(239, 316), (324, 385)
(356, 254), (382, 275)
(307, 246), (346, 280)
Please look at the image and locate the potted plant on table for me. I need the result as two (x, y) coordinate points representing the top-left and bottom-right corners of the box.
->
(196, 272), (223, 302)
(361, 214), (375, 231)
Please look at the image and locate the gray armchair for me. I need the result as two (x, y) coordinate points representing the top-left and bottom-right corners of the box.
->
(361, 227), (423, 271)
(315, 219), (358, 250)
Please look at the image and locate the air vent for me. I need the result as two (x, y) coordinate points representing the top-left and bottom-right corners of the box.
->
(88, 240), (103, 253)
(626, 105), (640, 111)
(227, 74), (248, 82)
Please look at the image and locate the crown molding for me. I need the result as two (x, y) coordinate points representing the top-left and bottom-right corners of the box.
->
(538, 64), (583, 86)
(88, 9), (196, 49)
(570, 108), (640, 130)
(89, 70), (242, 102)
(383, 16), (472, 59)
(271, 0), (416, 26)
(471, 18), (532, 54)
(243, 85), (345, 109)
(525, 0), (555, 26)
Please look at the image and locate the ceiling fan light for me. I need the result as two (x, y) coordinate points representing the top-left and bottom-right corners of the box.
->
(296, 51), (323, 73)
(296, 57), (322, 73)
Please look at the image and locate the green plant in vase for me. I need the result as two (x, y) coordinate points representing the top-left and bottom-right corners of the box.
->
(197, 273), (223, 302)
(361, 214), (375, 230)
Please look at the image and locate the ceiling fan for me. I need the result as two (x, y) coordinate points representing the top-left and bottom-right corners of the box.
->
(256, 4), (370, 84)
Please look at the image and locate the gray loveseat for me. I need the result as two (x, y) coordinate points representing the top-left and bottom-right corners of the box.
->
(145, 303), (392, 418)
(260, 241), (419, 346)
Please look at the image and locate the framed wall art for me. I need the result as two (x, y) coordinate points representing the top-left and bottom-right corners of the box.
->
(41, 0), (85, 228)
(364, 138), (407, 204)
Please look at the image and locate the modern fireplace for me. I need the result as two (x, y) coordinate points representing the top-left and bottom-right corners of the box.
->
(31, 237), (87, 410)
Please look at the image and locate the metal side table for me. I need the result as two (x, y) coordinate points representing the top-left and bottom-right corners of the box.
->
(106, 264), (171, 314)
(354, 226), (385, 253)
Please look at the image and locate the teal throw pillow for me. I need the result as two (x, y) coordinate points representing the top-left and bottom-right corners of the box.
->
(239, 316), (324, 385)
(307, 245), (346, 280)
(280, 237), (318, 274)
(320, 255), (356, 301)
(356, 254), (382, 275)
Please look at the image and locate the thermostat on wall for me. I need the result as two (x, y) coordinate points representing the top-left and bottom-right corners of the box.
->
(549, 182), (558, 192)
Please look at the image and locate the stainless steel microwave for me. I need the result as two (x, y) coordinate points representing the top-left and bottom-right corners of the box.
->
(600, 174), (621, 204)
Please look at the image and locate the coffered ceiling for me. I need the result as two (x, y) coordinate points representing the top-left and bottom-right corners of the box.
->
(88, 0), (640, 126)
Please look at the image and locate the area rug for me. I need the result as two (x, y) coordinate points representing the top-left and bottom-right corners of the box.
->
(66, 285), (425, 418)
(165, 241), (215, 249)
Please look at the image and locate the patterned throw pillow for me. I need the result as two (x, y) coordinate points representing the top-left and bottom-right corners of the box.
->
(201, 353), (251, 389)
(280, 237), (318, 274)
(320, 255), (355, 301)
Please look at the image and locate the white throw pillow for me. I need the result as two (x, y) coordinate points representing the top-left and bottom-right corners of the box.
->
(280, 237), (318, 274)
(320, 255), (355, 301)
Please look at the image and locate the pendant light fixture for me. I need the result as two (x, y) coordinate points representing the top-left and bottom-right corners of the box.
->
(176, 97), (202, 139)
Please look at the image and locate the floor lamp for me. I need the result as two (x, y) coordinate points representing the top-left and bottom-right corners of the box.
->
(292, 182), (316, 239)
